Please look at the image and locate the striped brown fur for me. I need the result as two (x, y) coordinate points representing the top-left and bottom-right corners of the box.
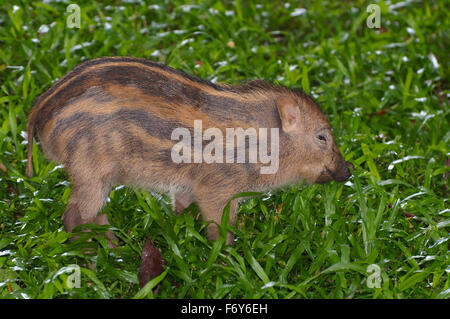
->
(27, 56), (352, 247)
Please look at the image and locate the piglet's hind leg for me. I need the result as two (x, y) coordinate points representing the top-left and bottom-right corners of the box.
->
(62, 179), (110, 239)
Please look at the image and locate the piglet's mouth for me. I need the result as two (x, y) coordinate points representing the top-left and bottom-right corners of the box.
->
(331, 162), (354, 182)
(317, 163), (353, 183)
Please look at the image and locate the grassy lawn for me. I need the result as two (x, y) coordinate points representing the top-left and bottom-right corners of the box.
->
(0, 0), (449, 299)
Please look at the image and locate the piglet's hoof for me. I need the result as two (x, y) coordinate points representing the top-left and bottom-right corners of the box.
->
(139, 237), (164, 289)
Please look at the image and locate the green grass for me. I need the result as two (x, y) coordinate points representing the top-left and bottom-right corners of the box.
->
(0, 0), (449, 299)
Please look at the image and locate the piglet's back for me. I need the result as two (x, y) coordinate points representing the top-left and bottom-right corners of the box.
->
(26, 57), (284, 177)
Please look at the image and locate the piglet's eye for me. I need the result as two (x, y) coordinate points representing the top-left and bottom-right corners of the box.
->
(317, 134), (327, 143)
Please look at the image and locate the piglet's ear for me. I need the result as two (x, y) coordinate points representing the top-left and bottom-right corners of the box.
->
(276, 96), (299, 133)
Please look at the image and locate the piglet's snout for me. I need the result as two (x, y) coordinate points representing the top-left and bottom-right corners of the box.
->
(333, 161), (354, 182)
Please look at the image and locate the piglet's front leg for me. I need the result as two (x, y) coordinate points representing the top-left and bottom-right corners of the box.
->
(171, 191), (195, 215)
(195, 194), (238, 245)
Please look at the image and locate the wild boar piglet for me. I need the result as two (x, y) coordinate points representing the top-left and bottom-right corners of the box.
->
(27, 57), (353, 244)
